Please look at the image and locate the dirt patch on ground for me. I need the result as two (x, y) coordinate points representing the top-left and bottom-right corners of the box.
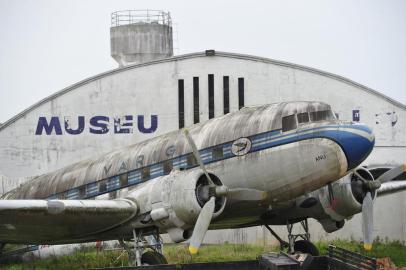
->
(377, 257), (398, 270)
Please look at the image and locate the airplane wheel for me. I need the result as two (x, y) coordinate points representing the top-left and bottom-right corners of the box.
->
(141, 251), (168, 265)
(294, 240), (320, 256)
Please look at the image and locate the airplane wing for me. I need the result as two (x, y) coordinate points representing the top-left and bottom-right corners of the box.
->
(376, 164), (406, 197)
(0, 199), (137, 244)
(377, 181), (406, 197)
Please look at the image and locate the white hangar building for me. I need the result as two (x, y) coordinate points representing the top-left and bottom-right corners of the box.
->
(0, 11), (405, 244)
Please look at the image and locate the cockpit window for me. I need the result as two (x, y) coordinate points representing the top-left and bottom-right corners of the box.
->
(297, 112), (310, 124)
(282, 115), (297, 132)
(310, 110), (335, 122)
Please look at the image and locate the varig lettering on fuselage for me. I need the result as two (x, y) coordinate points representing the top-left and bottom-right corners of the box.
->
(35, 115), (158, 135)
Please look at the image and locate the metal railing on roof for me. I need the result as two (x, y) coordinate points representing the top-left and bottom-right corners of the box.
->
(111, 10), (172, 27)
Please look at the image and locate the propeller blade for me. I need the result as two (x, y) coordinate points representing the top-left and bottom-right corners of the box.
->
(376, 164), (406, 184)
(183, 129), (215, 187)
(189, 197), (216, 254)
(362, 192), (374, 251)
(353, 168), (373, 182)
(226, 188), (269, 201)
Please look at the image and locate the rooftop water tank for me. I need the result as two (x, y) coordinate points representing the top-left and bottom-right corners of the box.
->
(110, 10), (173, 67)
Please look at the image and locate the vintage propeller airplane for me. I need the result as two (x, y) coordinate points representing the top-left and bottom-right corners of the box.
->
(0, 101), (405, 266)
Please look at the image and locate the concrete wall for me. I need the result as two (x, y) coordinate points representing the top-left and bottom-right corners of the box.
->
(110, 23), (173, 66)
(0, 51), (405, 243)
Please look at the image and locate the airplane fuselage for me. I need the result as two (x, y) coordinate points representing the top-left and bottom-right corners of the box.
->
(1, 101), (375, 244)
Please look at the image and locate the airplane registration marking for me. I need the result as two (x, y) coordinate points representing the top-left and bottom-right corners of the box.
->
(44, 124), (372, 201)
(315, 154), (327, 162)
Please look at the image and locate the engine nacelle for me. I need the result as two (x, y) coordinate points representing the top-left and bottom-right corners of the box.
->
(127, 169), (226, 240)
(167, 228), (193, 243)
(317, 177), (361, 221)
(318, 218), (345, 233)
(316, 169), (377, 222)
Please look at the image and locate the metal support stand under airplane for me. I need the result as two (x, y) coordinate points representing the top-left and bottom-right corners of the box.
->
(264, 224), (289, 250)
(119, 229), (165, 266)
(286, 219), (311, 253)
(265, 219), (318, 255)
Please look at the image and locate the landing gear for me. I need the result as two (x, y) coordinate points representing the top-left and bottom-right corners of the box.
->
(141, 251), (168, 265)
(119, 229), (167, 266)
(264, 219), (319, 256)
(294, 240), (319, 256)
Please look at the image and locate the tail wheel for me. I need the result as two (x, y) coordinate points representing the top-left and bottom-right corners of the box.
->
(294, 240), (320, 256)
(141, 251), (168, 265)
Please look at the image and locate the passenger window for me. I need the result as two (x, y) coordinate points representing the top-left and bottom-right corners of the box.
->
(212, 146), (223, 159)
(282, 115), (297, 132)
(163, 160), (173, 174)
(141, 167), (150, 181)
(297, 112), (309, 124)
(98, 180), (107, 193)
(120, 173), (128, 187)
(78, 185), (86, 198)
(187, 153), (197, 167)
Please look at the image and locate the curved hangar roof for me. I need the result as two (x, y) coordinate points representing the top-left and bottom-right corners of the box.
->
(0, 51), (405, 180)
(1, 51), (405, 130)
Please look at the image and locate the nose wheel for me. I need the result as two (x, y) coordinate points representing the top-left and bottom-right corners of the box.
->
(293, 240), (319, 256)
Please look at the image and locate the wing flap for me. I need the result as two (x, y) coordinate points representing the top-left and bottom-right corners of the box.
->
(0, 199), (137, 244)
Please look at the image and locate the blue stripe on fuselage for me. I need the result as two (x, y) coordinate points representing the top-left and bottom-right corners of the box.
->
(249, 124), (374, 171)
(46, 123), (373, 200)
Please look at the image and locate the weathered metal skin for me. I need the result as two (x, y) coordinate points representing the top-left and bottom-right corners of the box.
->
(258, 164), (406, 233)
(2, 101), (331, 200)
(0, 199), (138, 244)
(0, 101), (375, 245)
(265, 177), (365, 233)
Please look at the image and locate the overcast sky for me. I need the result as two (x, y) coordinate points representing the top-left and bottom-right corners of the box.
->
(0, 0), (405, 123)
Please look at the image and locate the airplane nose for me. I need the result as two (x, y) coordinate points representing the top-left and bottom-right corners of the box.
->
(338, 124), (375, 170)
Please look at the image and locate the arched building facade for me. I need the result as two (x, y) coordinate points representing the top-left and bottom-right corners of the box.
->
(1, 51), (405, 242)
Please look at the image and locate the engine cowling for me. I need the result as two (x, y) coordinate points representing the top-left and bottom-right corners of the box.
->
(317, 168), (377, 223)
(127, 169), (226, 241)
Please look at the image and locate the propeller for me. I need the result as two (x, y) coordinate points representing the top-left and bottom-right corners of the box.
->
(352, 165), (405, 251)
(183, 129), (268, 254)
(188, 197), (215, 254)
(361, 192), (373, 251)
(183, 129), (268, 201)
(352, 168), (380, 251)
(376, 164), (406, 184)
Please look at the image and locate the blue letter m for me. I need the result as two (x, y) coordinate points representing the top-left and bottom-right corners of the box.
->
(35, 117), (62, 135)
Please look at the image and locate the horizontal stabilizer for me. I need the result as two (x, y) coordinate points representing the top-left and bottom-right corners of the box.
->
(0, 199), (137, 244)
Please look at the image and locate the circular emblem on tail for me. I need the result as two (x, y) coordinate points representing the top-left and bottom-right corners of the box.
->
(231, 137), (252, 156)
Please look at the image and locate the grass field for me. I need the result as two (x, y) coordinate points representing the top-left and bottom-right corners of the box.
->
(1, 240), (405, 270)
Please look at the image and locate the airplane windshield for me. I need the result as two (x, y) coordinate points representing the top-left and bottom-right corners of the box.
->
(282, 115), (297, 132)
(309, 110), (335, 122)
(282, 109), (335, 132)
(297, 112), (310, 124)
